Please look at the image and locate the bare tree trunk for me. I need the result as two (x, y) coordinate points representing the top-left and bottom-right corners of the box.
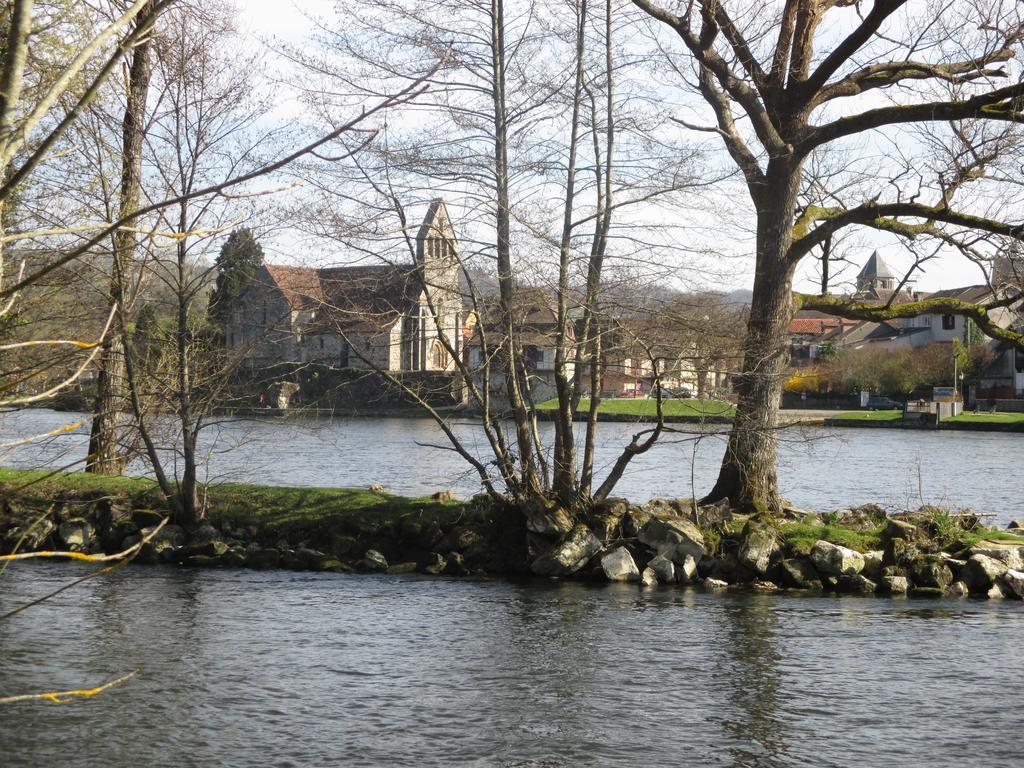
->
(579, 0), (615, 499)
(490, 0), (542, 500)
(550, 0), (588, 507)
(704, 165), (800, 512)
(86, 0), (156, 474)
(176, 207), (199, 526)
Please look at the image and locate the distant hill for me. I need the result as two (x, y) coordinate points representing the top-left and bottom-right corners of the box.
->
(725, 288), (753, 306)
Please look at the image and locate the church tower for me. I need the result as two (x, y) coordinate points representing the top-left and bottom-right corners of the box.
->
(411, 199), (462, 370)
(416, 198), (460, 295)
(856, 251), (896, 295)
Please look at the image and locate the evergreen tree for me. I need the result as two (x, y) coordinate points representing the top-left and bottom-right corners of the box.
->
(208, 227), (263, 329)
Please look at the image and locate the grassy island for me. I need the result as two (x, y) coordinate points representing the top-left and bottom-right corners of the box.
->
(2, 467), (1022, 601)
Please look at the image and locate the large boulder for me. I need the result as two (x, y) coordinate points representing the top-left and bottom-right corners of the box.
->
(523, 501), (574, 538)
(622, 508), (652, 538)
(810, 540), (865, 577)
(737, 520), (778, 575)
(695, 498), (732, 526)
(130, 523), (185, 564)
(966, 543), (1024, 571)
(882, 575), (910, 595)
(881, 518), (928, 567)
(131, 508), (165, 529)
(836, 506), (886, 532)
(779, 557), (822, 590)
(862, 551), (884, 582)
(947, 581), (969, 597)
(600, 547), (641, 582)
(638, 517), (705, 563)
(3, 516), (56, 553)
(177, 539), (230, 560)
(590, 498), (628, 542)
(837, 574), (877, 594)
(246, 547), (280, 570)
(910, 554), (954, 591)
(362, 549), (389, 572)
(190, 523), (221, 543)
(640, 498), (687, 519)
(57, 519), (94, 552)
(962, 553), (1008, 593)
(531, 525), (602, 577)
(1001, 569), (1024, 600)
(676, 554), (699, 584)
(647, 553), (675, 584)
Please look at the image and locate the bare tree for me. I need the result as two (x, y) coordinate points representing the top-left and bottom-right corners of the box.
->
(282, 0), (706, 518)
(634, 0), (1024, 511)
(85, 0), (164, 475)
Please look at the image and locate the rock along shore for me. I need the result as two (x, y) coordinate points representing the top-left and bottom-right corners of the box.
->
(2, 469), (1023, 601)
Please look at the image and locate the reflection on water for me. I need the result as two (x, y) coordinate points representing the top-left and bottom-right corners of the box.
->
(1, 409), (1021, 522)
(2, 565), (1022, 767)
(719, 597), (787, 767)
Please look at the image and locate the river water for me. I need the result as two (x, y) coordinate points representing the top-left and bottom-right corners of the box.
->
(0, 408), (1021, 522)
(2, 563), (1023, 767)
(2, 412), (1023, 765)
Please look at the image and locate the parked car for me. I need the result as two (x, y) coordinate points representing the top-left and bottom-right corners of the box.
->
(865, 395), (901, 410)
(617, 388), (646, 398)
(665, 387), (693, 399)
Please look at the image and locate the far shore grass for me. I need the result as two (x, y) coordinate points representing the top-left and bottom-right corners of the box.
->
(831, 410), (1024, 425)
(945, 412), (1024, 424)
(831, 410), (904, 422)
(534, 397), (735, 418)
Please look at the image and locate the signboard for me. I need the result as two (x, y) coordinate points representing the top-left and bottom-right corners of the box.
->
(933, 386), (956, 403)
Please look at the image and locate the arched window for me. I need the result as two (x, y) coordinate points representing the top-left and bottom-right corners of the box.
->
(432, 341), (447, 370)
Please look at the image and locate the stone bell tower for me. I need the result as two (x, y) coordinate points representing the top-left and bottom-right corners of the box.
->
(413, 199), (462, 369)
(416, 198), (460, 296)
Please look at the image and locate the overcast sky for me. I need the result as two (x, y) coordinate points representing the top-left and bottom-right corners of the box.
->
(232, 0), (993, 295)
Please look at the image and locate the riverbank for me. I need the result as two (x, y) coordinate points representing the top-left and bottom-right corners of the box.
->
(826, 410), (1024, 432)
(3, 467), (1024, 601)
(533, 398), (746, 424)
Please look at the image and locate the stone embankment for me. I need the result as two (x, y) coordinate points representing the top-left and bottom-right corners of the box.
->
(521, 498), (1024, 599)
(2, 473), (1024, 601)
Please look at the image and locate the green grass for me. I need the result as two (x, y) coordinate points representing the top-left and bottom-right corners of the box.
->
(945, 412), (1024, 424)
(830, 410), (903, 422)
(779, 519), (885, 555)
(534, 397), (735, 418)
(0, 467), (471, 542)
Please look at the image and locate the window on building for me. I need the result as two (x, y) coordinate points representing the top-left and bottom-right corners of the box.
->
(339, 342), (350, 368)
(942, 314), (956, 330)
(432, 341), (448, 369)
(319, 336), (325, 349)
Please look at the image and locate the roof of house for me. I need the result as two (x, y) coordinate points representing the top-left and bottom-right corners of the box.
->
(263, 264), (323, 310)
(857, 250), (896, 280)
(923, 284), (994, 304)
(260, 262), (422, 333)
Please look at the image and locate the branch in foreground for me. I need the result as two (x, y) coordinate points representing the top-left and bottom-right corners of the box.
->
(0, 669), (139, 705)
(796, 292), (1024, 352)
(0, 518), (168, 621)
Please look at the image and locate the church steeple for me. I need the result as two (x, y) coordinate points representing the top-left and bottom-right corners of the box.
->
(415, 198), (459, 294)
(856, 251), (896, 293)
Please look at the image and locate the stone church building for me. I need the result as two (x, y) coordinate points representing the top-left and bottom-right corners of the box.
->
(227, 199), (463, 372)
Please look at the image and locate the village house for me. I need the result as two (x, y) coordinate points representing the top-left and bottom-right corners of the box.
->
(227, 200), (464, 373)
(977, 341), (1024, 401)
(788, 251), (1020, 363)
